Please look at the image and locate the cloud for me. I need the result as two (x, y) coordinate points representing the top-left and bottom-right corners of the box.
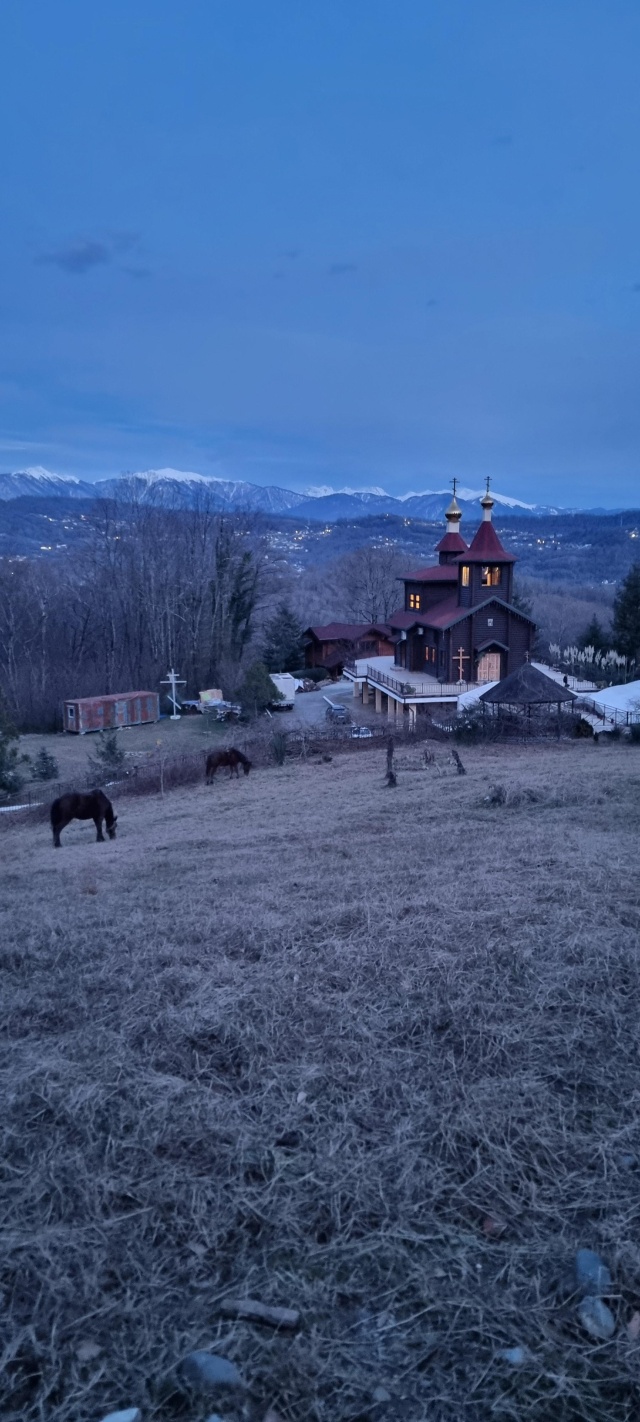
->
(35, 232), (144, 275)
(328, 262), (357, 276)
(109, 231), (140, 254)
(36, 239), (111, 274)
(122, 265), (150, 280)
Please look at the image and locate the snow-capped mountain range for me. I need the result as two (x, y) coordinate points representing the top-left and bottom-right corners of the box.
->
(0, 465), (568, 518)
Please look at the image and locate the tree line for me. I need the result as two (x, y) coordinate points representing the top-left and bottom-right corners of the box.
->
(2, 477), (639, 735)
(0, 489), (284, 730)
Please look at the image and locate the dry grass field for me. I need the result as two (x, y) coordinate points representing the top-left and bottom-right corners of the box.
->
(18, 714), (226, 787)
(2, 739), (640, 1421)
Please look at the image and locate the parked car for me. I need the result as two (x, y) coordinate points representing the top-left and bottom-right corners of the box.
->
(350, 725), (374, 738)
(325, 705), (350, 724)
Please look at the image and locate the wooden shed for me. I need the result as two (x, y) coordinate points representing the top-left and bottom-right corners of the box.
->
(63, 691), (159, 734)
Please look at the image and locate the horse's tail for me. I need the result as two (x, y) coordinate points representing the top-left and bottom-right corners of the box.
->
(103, 795), (115, 828)
(50, 799), (59, 827)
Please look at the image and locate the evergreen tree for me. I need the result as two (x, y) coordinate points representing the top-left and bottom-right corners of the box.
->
(0, 696), (24, 796)
(577, 616), (610, 655)
(87, 730), (126, 784)
(238, 662), (283, 718)
(32, 746), (60, 781)
(0, 730), (24, 796)
(511, 584), (534, 618)
(263, 602), (304, 673)
(612, 564), (640, 667)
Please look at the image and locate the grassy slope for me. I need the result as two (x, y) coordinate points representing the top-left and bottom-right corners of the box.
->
(1, 741), (640, 1421)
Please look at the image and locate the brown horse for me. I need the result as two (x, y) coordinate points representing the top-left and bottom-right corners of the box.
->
(50, 790), (117, 848)
(205, 748), (252, 784)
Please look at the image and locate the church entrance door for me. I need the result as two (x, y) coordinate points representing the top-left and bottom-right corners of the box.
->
(477, 651), (501, 682)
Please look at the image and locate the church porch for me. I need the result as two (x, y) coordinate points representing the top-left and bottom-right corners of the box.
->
(345, 655), (480, 717)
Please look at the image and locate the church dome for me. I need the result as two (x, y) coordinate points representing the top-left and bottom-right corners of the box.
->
(445, 493), (462, 521)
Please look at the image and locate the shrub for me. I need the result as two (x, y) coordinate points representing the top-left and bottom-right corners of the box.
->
(628, 722), (640, 744)
(573, 717), (595, 738)
(31, 746), (60, 781)
(0, 731), (25, 796)
(483, 783), (507, 806)
(87, 730), (126, 784)
(454, 711), (483, 743)
(271, 731), (289, 766)
(509, 786), (540, 807)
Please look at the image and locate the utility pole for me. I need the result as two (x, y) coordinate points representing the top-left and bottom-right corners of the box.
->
(160, 668), (186, 721)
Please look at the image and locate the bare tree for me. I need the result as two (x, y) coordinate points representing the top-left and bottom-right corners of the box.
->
(334, 546), (409, 622)
(0, 491), (271, 729)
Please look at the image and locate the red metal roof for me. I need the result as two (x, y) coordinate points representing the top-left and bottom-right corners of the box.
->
(462, 521), (516, 563)
(387, 609), (427, 629)
(415, 596), (461, 629)
(65, 691), (157, 706)
(435, 531), (468, 555)
(389, 593), (535, 634)
(305, 622), (391, 641)
(403, 565), (459, 582)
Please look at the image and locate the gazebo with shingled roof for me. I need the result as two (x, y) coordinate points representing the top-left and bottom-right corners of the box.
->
(479, 661), (577, 735)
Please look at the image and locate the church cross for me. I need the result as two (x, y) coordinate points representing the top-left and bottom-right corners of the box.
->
(454, 645), (470, 679)
(451, 476), (458, 498)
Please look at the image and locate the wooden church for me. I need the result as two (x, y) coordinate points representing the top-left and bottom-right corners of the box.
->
(387, 481), (536, 684)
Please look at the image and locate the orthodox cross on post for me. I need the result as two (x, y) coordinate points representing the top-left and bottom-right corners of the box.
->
(451, 476), (458, 498)
(160, 667), (186, 721)
(485, 476), (491, 494)
(454, 646), (470, 680)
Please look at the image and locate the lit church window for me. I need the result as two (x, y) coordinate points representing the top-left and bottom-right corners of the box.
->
(409, 592), (421, 609)
(481, 565), (501, 587)
(461, 566), (470, 586)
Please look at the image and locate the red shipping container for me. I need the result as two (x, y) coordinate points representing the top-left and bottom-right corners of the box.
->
(63, 691), (159, 733)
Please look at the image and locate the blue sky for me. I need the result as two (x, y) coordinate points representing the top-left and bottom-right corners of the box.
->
(1, 1), (639, 506)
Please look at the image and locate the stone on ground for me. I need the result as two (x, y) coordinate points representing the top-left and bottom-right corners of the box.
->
(497, 1346), (527, 1366)
(100, 1411), (142, 1422)
(575, 1248), (612, 1294)
(578, 1296), (616, 1340)
(180, 1351), (244, 1391)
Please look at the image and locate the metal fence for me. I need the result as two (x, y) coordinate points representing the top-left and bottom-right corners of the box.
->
(365, 665), (478, 699)
(576, 697), (640, 728)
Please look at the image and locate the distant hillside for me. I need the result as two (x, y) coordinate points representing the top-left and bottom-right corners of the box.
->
(1, 493), (638, 586)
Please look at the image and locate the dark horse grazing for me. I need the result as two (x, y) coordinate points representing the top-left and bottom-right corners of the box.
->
(50, 790), (117, 848)
(205, 748), (252, 784)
